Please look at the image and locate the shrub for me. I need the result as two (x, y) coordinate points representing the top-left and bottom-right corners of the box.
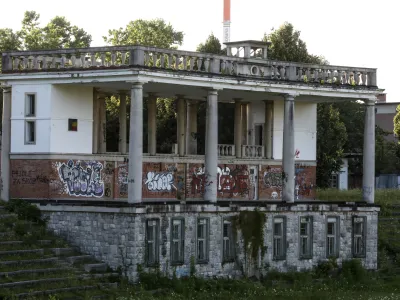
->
(341, 259), (367, 283)
(5, 199), (46, 225)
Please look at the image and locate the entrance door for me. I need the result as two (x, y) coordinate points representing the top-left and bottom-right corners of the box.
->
(254, 124), (263, 146)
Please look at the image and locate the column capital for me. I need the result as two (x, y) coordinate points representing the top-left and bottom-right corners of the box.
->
(130, 81), (145, 89)
(283, 93), (298, 101)
(363, 98), (376, 106)
(1, 86), (11, 93)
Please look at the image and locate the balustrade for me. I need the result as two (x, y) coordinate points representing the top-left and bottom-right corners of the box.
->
(242, 145), (264, 158)
(2, 46), (377, 87)
(218, 144), (235, 157)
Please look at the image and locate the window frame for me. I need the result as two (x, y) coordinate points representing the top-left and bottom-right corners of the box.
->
(222, 218), (235, 263)
(273, 216), (286, 260)
(326, 216), (340, 258)
(170, 217), (185, 266)
(25, 93), (36, 117)
(352, 216), (367, 258)
(299, 216), (313, 259)
(25, 120), (36, 145)
(145, 218), (160, 267)
(196, 217), (210, 264)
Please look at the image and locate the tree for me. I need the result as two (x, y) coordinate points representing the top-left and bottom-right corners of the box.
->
(104, 19), (183, 49)
(316, 104), (347, 187)
(196, 33), (226, 55)
(393, 104), (400, 139)
(104, 19), (184, 152)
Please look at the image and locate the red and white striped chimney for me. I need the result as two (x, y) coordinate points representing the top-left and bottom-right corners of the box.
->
(223, 0), (231, 43)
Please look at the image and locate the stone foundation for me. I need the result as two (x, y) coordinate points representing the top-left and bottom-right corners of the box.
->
(41, 203), (379, 281)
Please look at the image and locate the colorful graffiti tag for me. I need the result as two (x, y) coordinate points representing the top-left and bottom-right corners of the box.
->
(190, 165), (249, 198)
(145, 172), (175, 191)
(57, 160), (104, 197)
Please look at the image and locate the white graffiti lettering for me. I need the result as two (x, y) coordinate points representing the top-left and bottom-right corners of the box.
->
(145, 172), (175, 191)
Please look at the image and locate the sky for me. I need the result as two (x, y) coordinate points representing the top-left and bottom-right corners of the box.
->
(1, 0), (397, 101)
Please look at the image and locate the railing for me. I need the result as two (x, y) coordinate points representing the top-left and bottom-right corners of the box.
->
(1, 45), (378, 87)
(242, 145), (264, 158)
(218, 144), (235, 156)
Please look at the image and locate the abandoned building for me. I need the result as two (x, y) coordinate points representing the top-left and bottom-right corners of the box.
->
(0, 41), (380, 279)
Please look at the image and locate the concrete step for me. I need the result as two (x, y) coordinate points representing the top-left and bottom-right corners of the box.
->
(84, 263), (108, 273)
(66, 255), (93, 264)
(51, 248), (75, 256)
(0, 249), (44, 257)
(0, 241), (23, 246)
(0, 267), (70, 278)
(0, 257), (59, 266)
(0, 276), (67, 288)
(80, 272), (119, 280)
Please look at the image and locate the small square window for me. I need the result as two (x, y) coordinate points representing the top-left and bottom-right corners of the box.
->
(326, 217), (339, 258)
(222, 219), (235, 262)
(68, 119), (78, 131)
(352, 216), (366, 258)
(299, 216), (313, 259)
(25, 121), (36, 144)
(25, 94), (36, 117)
(197, 218), (209, 263)
(146, 219), (160, 266)
(171, 218), (185, 265)
(273, 217), (286, 260)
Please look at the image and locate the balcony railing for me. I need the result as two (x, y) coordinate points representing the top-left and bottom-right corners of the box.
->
(242, 145), (264, 158)
(2, 46), (377, 87)
(218, 144), (235, 157)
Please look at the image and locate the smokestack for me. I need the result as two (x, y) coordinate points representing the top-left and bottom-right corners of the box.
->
(223, 0), (231, 44)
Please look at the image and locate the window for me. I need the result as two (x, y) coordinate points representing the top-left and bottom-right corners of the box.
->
(25, 121), (36, 144)
(273, 217), (286, 260)
(326, 217), (339, 258)
(25, 94), (36, 117)
(146, 219), (160, 266)
(299, 216), (313, 259)
(68, 119), (78, 131)
(171, 218), (184, 265)
(197, 218), (209, 263)
(352, 216), (366, 258)
(330, 174), (338, 189)
(223, 219), (235, 262)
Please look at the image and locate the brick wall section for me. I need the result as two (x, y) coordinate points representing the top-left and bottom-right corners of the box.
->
(10, 159), (315, 201)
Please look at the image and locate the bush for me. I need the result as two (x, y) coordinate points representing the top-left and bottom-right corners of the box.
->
(341, 259), (367, 283)
(5, 199), (46, 225)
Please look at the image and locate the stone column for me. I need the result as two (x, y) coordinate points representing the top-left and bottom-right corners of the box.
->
(264, 100), (274, 159)
(234, 99), (242, 158)
(98, 93), (107, 153)
(241, 103), (248, 145)
(177, 95), (186, 156)
(1, 87), (11, 201)
(128, 82), (144, 204)
(282, 94), (296, 203)
(362, 98), (376, 203)
(119, 91), (128, 154)
(92, 88), (99, 154)
(186, 100), (198, 155)
(204, 89), (218, 202)
(147, 93), (157, 156)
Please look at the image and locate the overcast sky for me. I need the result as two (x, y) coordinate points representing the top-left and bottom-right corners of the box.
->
(1, 0), (396, 101)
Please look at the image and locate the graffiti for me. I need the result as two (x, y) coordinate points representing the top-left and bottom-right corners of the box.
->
(165, 165), (177, 172)
(57, 160), (104, 197)
(105, 162), (115, 175)
(263, 168), (283, 188)
(117, 164), (128, 197)
(362, 186), (372, 198)
(190, 165), (249, 198)
(11, 170), (49, 185)
(145, 172), (175, 191)
(105, 188), (111, 197)
(295, 166), (314, 199)
(190, 132), (199, 140)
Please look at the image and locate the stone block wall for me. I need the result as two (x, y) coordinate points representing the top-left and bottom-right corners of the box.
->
(41, 203), (379, 282)
(10, 156), (316, 201)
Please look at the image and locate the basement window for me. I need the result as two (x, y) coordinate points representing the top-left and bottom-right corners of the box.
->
(171, 218), (185, 265)
(223, 219), (235, 262)
(273, 217), (286, 260)
(326, 217), (339, 258)
(68, 119), (78, 131)
(25, 121), (36, 144)
(353, 216), (366, 258)
(299, 216), (313, 259)
(197, 218), (209, 263)
(25, 93), (36, 117)
(146, 219), (160, 267)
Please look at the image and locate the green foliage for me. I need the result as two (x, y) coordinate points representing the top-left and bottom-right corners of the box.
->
(104, 19), (183, 48)
(341, 259), (367, 283)
(316, 104), (347, 187)
(375, 126), (400, 174)
(262, 22), (327, 64)
(233, 210), (266, 262)
(196, 33), (226, 55)
(393, 104), (400, 139)
(5, 199), (46, 225)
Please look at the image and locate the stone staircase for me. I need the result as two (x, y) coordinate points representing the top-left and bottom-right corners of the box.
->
(0, 205), (120, 299)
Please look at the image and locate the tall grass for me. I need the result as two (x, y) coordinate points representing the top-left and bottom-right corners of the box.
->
(317, 189), (400, 205)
